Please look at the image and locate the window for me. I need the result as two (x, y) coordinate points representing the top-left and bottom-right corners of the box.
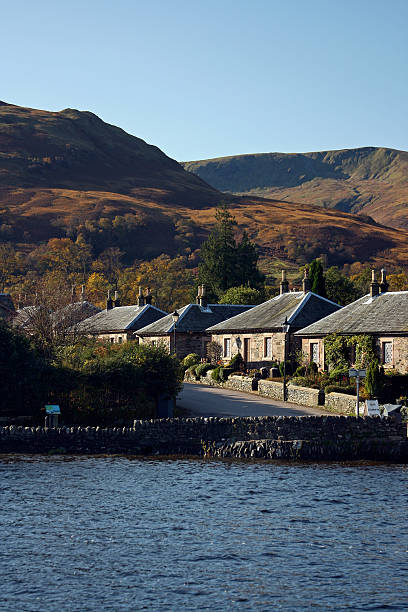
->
(264, 337), (272, 358)
(110, 337), (115, 344)
(118, 337), (123, 344)
(224, 338), (231, 358)
(383, 342), (393, 364)
(310, 342), (319, 365)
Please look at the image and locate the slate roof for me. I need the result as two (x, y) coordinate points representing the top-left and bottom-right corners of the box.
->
(77, 303), (167, 334)
(207, 291), (341, 333)
(13, 301), (101, 331)
(136, 303), (254, 335)
(295, 291), (408, 336)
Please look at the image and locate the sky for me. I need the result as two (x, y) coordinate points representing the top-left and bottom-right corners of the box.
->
(1, 0), (407, 161)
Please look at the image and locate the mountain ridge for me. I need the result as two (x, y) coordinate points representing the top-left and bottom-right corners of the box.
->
(1, 102), (408, 271)
(183, 147), (408, 228)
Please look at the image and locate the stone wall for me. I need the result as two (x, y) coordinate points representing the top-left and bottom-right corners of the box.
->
(286, 384), (323, 407)
(325, 392), (363, 415)
(0, 416), (406, 460)
(258, 379), (284, 401)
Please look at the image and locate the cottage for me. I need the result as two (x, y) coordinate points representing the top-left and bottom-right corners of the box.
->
(207, 271), (341, 368)
(136, 285), (254, 358)
(295, 269), (408, 373)
(76, 288), (167, 343)
(13, 286), (101, 336)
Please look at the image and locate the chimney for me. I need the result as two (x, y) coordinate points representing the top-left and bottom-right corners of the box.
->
(196, 285), (201, 305)
(145, 287), (152, 305)
(113, 290), (121, 308)
(137, 286), (145, 307)
(379, 268), (389, 294)
(71, 284), (76, 304)
(280, 270), (289, 295)
(199, 284), (207, 308)
(302, 269), (311, 293)
(106, 290), (113, 310)
(370, 269), (379, 297)
(81, 285), (85, 302)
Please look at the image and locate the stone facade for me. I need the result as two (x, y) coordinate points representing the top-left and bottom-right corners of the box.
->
(301, 335), (408, 374)
(96, 332), (135, 344)
(212, 331), (301, 369)
(140, 333), (210, 359)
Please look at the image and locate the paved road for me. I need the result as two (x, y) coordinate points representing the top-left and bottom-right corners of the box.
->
(177, 382), (330, 418)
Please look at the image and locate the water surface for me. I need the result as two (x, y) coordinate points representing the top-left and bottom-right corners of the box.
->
(1, 457), (407, 610)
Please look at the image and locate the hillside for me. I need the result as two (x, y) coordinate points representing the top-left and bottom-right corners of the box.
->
(183, 147), (408, 229)
(1, 102), (408, 271)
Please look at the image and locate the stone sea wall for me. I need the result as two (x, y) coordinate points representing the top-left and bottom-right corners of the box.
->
(0, 416), (406, 460)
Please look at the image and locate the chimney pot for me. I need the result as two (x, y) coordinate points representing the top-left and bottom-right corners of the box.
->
(302, 269), (311, 293)
(199, 284), (207, 307)
(137, 286), (145, 307)
(280, 270), (289, 295)
(370, 269), (380, 297)
(379, 268), (389, 294)
(106, 290), (113, 310)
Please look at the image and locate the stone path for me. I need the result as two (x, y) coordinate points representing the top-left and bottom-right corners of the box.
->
(177, 382), (331, 418)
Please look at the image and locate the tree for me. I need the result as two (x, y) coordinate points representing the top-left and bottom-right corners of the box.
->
(0, 323), (47, 418)
(219, 285), (264, 305)
(365, 360), (382, 399)
(324, 266), (361, 305)
(198, 204), (264, 296)
(309, 259), (326, 297)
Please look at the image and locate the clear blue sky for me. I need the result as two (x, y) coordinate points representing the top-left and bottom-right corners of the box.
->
(1, 0), (407, 160)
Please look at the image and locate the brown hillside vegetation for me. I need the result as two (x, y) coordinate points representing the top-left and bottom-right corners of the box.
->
(184, 148), (408, 229)
(1, 102), (408, 270)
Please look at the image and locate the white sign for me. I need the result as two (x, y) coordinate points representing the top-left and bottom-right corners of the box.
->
(349, 368), (366, 378)
(365, 400), (380, 417)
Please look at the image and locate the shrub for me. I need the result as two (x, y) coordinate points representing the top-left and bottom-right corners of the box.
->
(325, 384), (356, 396)
(211, 366), (222, 382)
(206, 341), (222, 365)
(195, 363), (212, 377)
(219, 367), (234, 381)
(228, 352), (244, 372)
(182, 353), (200, 369)
(294, 365), (306, 377)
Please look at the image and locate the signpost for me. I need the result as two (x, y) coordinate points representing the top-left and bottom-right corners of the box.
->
(348, 369), (366, 418)
(45, 405), (60, 427)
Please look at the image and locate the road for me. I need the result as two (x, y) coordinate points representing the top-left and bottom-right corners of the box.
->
(177, 382), (330, 418)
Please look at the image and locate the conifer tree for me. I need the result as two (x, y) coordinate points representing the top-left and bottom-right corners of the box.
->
(309, 259), (326, 297)
(198, 204), (264, 297)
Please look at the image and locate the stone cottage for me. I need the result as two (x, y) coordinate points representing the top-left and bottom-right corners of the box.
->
(207, 271), (341, 368)
(295, 269), (408, 373)
(136, 285), (254, 358)
(76, 288), (167, 343)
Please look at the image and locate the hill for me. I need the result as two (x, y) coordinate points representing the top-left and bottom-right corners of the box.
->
(183, 147), (408, 229)
(1, 102), (408, 272)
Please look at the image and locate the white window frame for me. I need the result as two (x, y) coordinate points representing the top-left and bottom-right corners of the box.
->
(224, 337), (231, 358)
(264, 337), (272, 358)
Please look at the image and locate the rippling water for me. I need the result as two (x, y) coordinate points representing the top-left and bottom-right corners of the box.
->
(1, 457), (408, 611)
